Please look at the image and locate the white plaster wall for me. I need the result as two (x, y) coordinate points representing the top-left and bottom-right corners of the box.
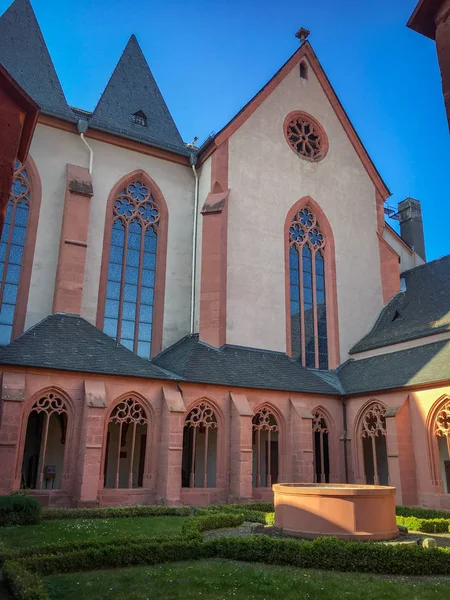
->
(227, 58), (384, 360)
(26, 123), (195, 350)
(194, 157), (211, 332)
(383, 226), (424, 273)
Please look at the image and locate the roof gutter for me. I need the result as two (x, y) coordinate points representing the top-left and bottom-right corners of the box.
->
(189, 153), (199, 334)
(77, 119), (93, 173)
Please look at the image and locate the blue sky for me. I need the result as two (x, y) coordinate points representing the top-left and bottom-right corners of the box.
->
(2, 0), (449, 261)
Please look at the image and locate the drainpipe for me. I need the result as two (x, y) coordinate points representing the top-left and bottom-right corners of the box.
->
(342, 396), (349, 483)
(77, 119), (93, 174)
(189, 153), (199, 335)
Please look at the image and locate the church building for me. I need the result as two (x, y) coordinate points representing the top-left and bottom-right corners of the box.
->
(1, 0), (450, 509)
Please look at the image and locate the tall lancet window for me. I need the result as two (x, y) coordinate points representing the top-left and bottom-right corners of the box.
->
(289, 207), (328, 369)
(103, 181), (159, 358)
(0, 161), (30, 345)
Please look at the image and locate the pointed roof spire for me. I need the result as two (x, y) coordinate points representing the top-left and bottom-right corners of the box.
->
(0, 0), (73, 120)
(89, 35), (187, 155)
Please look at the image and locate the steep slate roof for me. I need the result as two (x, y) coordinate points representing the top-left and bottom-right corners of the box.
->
(339, 339), (450, 395)
(89, 35), (188, 155)
(0, 314), (175, 380)
(351, 255), (450, 354)
(0, 0), (73, 121)
(153, 334), (342, 395)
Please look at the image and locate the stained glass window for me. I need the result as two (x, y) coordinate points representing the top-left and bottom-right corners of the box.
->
(103, 181), (159, 358)
(0, 161), (30, 345)
(288, 207), (328, 369)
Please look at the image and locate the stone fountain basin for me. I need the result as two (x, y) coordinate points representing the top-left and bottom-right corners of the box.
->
(273, 483), (398, 541)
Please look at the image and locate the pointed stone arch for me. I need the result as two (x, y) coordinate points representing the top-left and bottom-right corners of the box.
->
(17, 386), (73, 491)
(355, 400), (389, 486)
(97, 169), (168, 357)
(252, 403), (282, 488)
(182, 397), (222, 489)
(426, 394), (450, 493)
(102, 392), (153, 490)
(311, 405), (333, 483)
(284, 196), (339, 368)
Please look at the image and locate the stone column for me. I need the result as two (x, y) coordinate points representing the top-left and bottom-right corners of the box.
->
(289, 398), (314, 483)
(76, 381), (106, 507)
(385, 407), (402, 504)
(228, 392), (253, 502)
(0, 372), (25, 493)
(157, 386), (186, 505)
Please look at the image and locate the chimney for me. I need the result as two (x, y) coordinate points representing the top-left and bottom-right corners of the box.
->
(398, 197), (426, 262)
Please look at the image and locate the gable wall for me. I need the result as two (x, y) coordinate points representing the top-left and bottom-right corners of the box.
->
(26, 123), (194, 350)
(226, 59), (384, 361)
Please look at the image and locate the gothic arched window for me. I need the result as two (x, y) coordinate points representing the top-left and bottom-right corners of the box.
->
(21, 392), (68, 490)
(103, 180), (159, 358)
(313, 410), (330, 483)
(289, 207), (328, 368)
(360, 403), (389, 486)
(103, 398), (149, 489)
(434, 400), (450, 493)
(182, 402), (218, 488)
(252, 407), (280, 488)
(0, 161), (33, 345)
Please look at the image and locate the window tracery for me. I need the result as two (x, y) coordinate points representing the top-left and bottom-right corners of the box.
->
(285, 113), (326, 161)
(360, 403), (388, 486)
(182, 402), (218, 488)
(104, 398), (148, 489)
(252, 407), (280, 488)
(103, 180), (159, 358)
(289, 207), (327, 368)
(312, 410), (330, 483)
(0, 160), (30, 345)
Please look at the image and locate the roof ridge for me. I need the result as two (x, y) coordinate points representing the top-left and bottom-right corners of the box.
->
(402, 253), (450, 276)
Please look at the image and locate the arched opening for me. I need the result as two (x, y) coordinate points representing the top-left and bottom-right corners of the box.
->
(313, 410), (330, 483)
(182, 402), (218, 488)
(299, 61), (308, 80)
(434, 400), (450, 493)
(252, 407), (280, 488)
(21, 393), (68, 490)
(360, 403), (388, 485)
(103, 398), (148, 489)
(97, 170), (169, 358)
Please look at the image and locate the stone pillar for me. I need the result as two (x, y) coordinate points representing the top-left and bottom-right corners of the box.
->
(76, 381), (106, 507)
(289, 398), (314, 483)
(435, 1), (450, 128)
(157, 386), (186, 505)
(385, 407), (402, 505)
(53, 164), (93, 315)
(0, 372), (25, 494)
(228, 392), (253, 502)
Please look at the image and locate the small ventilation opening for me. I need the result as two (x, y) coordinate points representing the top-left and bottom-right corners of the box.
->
(300, 61), (308, 80)
(132, 110), (147, 127)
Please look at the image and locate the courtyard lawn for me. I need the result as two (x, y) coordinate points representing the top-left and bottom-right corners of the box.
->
(0, 516), (184, 549)
(44, 559), (450, 600)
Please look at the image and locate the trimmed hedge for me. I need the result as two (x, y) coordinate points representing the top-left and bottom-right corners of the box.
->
(3, 560), (47, 600)
(182, 512), (245, 537)
(0, 496), (42, 527)
(210, 535), (450, 576)
(41, 504), (191, 521)
(396, 515), (449, 534)
(396, 505), (450, 520)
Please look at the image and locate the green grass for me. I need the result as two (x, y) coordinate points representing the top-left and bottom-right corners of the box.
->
(44, 559), (450, 600)
(0, 516), (184, 549)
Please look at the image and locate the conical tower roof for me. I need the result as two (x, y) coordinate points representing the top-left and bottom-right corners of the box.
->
(89, 35), (187, 154)
(0, 0), (73, 120)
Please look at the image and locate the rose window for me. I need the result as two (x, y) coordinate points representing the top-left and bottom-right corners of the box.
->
(284, 112), (327, 161)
